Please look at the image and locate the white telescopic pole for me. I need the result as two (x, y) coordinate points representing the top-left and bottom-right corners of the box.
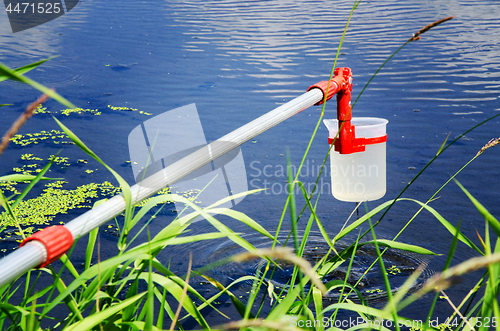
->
(0, 88), (324, 288)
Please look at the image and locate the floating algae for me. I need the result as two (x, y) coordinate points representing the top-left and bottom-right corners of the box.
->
(0, 181), (121, 229)
(107, 105), (152, 116)
(21, 154), (43, 161)
(33, 105), (49, 114)
(48, 155), (70, 167)
(1, 103), (167, 246)
(0, 181), (20, 194)
(60, 108), (101, 116)
(10, 130), (72, 147)
(33, 104), (101, 116)
(31, 104), (151, 117)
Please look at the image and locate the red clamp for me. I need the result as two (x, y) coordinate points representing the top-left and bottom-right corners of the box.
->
(20, 225), (74, 268)
(308, 67), (352, 106)
(309, 67), (387, 154)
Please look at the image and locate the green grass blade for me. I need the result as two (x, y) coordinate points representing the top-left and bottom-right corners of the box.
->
(0, 58), (54, 83)
(425, 220), (461, 326)
(0, 189), (25, 239)
(0, 174), (56, 182)
(312, 287), (324, 331)
(119, 321), (161, 331)
(138, 272), (210, 329)
(84, 199), (106, 270)
(52, 117), (133, 246)
(198, 274), (254, 319)
(85, 228), (98, 271)
(401, 198), (483, 255)
(367, 217), (401, 331)
(360, 239), (437, 255)
(324, 280), (366, 306)
(122, 276), (140, 323)
(59, 254), (79, 279)
(41, 251), (151, 316)
(11, 153), (61, 209)
(205, 208), (274, 240)
(145, 253), (154, 331)
(64, 293), (146, 331)
(0, 62), (75, 109)
(204, 189), (264, 210)
(455, 180), (500, 238)
(334, 200), (395, 242)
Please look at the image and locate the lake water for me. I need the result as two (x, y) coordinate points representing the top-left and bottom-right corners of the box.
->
(1, 0), (500, 326)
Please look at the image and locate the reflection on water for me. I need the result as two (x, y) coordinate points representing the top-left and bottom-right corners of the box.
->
(168, 0), (500, 105)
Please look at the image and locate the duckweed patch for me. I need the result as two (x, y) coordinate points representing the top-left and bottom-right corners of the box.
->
(12, 164), (43, 175)
(386, 265), (402, 275)
(33, 104), (49, 114)
(60, 107), (101, 116)
(45, 180), (67, 188)
(107, 105), (152, 116)
(10, 130), (72, 146)
(21, 153), (43, 161)
(0, 181), (20, 194)
(0, 181), (120, 228)
(48, 155), (70, 167)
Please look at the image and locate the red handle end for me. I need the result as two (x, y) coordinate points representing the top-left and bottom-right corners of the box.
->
(20, 225), (74, 268)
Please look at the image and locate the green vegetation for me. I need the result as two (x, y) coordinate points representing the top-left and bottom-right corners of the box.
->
(60, 108), (101, 116)
(107, 105), (152, 116)
(10, 130), (71, 147)
(0, 181), (119, 229)
(0, 2), (498, 331)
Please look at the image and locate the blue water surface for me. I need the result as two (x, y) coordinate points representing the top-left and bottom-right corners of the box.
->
(1, 0), (500, 325)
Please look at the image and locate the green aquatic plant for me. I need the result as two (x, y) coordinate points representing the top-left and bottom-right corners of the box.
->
(59, 107), (101, 116)
(107, 104), (152, 115)
(0, 181), (120, 228)
(32, 104), (48, 114)
(20, 153), (42, 161)
(48, 155), (70, 167)
(10, 130), (71, 147)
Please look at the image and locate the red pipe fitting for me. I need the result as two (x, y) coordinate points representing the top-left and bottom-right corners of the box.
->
(307, 67), (351, 106)
(20, 225), (74, 268)
(309, 67), (387, 154)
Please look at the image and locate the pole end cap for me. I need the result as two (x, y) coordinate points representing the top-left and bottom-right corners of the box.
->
(20, 225), (73, 268)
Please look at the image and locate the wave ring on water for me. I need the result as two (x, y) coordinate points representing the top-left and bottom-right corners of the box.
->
(204, 232), (435, 303)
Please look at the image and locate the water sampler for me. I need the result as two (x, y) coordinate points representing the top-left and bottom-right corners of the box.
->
(0, 67), (388, 287)
(317, 67), (388, 202)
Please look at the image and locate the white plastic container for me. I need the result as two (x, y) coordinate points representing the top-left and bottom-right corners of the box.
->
(323, 117), (388, 202)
